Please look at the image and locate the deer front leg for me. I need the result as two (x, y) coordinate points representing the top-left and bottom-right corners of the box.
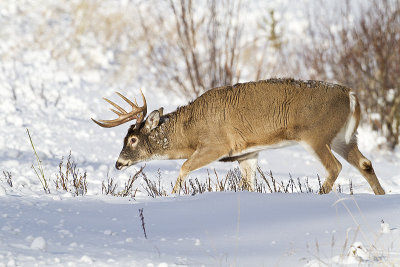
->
(172, 146), (228, 194)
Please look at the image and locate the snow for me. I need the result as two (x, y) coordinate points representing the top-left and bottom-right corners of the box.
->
(0, 0), (399, 266)
(30, 237), (47, 251)
(1, 193), (400, 266)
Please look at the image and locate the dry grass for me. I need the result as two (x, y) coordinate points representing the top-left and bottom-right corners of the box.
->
(137, 167), (353, 198)
(2, 171), (13, 187)
(102, 167), (144, 198)
(23, 134), (353, 198)
(141, 170), (168, 198)
(101, 173), (118, 196)
(27, 129), (50, 194)
(55, 151), (87, 196)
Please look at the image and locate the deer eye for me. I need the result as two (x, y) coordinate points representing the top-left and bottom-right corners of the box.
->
(130, 137), (137, 145)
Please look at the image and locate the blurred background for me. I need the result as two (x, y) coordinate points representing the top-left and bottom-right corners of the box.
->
(0, 0), (399, 194)
(1, 0), (398, 148)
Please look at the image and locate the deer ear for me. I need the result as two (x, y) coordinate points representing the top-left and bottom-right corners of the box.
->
(158, 107), (164, 116)
(144, 110), (160, 132)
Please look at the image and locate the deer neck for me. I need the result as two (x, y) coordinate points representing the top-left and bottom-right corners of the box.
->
(148, 116), (171, 152)
(147, 113), (192, 160)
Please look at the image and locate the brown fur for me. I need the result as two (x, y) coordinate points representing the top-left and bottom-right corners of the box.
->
(113, 78), (385, 195)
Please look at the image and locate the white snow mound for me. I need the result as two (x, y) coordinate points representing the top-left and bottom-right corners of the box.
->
(30, 236), (47, 251)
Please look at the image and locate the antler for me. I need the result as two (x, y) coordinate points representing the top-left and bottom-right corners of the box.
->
(92, 90), (147, 128)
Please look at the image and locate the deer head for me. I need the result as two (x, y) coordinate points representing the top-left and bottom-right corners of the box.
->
(91, 91), (164, 169)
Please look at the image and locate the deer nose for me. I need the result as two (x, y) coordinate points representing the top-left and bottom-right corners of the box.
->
(115, 161), (124, 170)
(116, 158), (131, 170)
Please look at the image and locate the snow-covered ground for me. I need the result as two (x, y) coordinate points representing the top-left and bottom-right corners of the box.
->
(1, 192), (400, 266)
(1, 0), (400, 266)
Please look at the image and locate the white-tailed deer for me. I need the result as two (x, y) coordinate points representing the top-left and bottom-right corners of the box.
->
(92, 78), (385, 195)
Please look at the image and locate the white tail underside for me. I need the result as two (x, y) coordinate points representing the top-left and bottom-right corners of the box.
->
(344, 92), (358, 144)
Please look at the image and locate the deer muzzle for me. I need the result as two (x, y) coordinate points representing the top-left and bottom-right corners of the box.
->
(115, 158), (131, 170)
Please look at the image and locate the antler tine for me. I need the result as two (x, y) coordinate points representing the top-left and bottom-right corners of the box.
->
(103, 97), (127, 114)
(91, 118), (119, 128)
(115, 92), (135, 109)
(116, 90), (147, 122)
(110, 108), (123, 116)
(138, 89), (147, 120)
(115, 91), (146, 115)
(91, 90), (148, 128)
(91, 117), (133, 128)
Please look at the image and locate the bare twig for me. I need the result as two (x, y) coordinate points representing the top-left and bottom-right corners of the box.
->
(138, 208), (147, 239)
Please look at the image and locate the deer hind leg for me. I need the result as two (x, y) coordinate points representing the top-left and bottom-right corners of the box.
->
(305, 142), (342, 194)
(172, 146), (229, 194)
(331, 137), (385, 195)
(237, 153), (259, 191)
